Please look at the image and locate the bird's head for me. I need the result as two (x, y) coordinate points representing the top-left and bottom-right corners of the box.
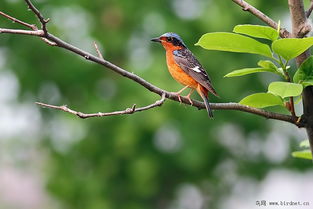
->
(151, 32), (186, 50)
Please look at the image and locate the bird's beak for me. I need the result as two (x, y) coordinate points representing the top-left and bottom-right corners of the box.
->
(151, 37), (161, 43)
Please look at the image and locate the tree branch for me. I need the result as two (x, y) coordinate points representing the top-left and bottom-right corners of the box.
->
(289, 0), (312, 39)
(0, 1), (305, 127)
(231, 0), (291, 38)
(36, 93), (166, 118)
(211, 102), (303, 127)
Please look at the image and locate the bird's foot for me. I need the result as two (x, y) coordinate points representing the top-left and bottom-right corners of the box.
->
(171, 92), (182, 104)
(185, 95), (193, 106)
(185, 89), (194, 106)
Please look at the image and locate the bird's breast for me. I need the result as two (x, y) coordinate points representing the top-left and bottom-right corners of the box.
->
(166, 51), (198, 88)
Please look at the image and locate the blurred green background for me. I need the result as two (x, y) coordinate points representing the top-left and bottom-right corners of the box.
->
(1, 0), (313, 209)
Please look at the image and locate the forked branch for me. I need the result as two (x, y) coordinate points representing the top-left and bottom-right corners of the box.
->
(36, 93), (166, 118)
(25, 0), (49, 34)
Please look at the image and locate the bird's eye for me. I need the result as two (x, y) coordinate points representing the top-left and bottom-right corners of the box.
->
(167, 37), (172, 42)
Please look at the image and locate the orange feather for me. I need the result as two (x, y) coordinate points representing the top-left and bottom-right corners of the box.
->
(165, 50), (199, 88)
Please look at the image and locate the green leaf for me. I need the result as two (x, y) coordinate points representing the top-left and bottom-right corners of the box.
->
(239, 93), (283, 108)
(225, 68), (275, 77)
(292, 150), (312, 160)
(257, 60), (285, 77)
(300, 140), (310, 148)
(268, 82), (303, 98)
(272, 37), (313, 60)
(293, 56), (313, 87)
(302, 80), (313, 87)
(233, 24), (279, 41)
(196, 32), (273, 57)
(224, 60), (284, 78)
(257, 60), (277, 70)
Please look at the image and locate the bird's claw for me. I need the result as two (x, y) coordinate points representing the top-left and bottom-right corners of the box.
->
(185, 89), (194, 106)
(176, 94), (182, 104)
(171, 92), (182, 104)
(185, 96), (193, 106)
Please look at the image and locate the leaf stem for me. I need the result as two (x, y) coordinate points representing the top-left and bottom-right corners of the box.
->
(275, 55), (296, 117)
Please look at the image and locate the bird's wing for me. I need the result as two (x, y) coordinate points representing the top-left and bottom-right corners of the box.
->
(173, 49), (218, 96)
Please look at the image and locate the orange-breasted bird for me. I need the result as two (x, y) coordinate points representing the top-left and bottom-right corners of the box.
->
(151, 32), (218, 117)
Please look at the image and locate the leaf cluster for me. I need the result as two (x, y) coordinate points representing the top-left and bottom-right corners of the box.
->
(197, 24), (313, 110)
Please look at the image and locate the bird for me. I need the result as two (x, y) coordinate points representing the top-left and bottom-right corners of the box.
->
(151, 32), (218, 117)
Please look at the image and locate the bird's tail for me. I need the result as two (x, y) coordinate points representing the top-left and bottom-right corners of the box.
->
(196, 85), (213, 118)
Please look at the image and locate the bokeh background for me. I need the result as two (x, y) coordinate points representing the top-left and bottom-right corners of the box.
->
(1, 0), (313, 209)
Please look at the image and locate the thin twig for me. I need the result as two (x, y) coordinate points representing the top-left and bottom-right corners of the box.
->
(0, 11), (36, 29)
(36, 93), (166, 118)
(0, 28), (44, 36)
(231, 0), (290, 38)
(93, 41), (103, 59)
(0, 0), (305, 127)
(281, 62), (296, 118)
(40, 37), (57, 46)
(286, 74), (296, 118)
(306, 0), (313, 18)
(25, 0), (49, 34)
